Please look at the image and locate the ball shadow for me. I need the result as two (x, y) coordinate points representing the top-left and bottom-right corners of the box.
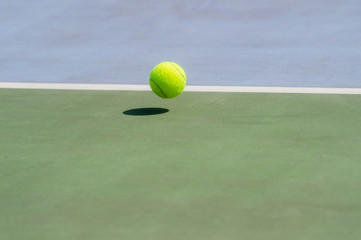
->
(123, 108), (169, 116)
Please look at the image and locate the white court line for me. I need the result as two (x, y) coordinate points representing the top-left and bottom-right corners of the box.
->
(0, 82), (150, 91)
(1, 82), (361, 95)
(185, 85), (361, 94)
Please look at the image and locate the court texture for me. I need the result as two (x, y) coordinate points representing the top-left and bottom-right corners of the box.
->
(1, 1), (361, 240)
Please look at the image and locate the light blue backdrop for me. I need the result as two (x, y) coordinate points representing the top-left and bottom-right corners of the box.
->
(1, 0), (360, 87)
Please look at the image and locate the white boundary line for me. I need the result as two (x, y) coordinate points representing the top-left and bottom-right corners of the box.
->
(1, 82), (361, 94)
(185, 85), (361, 94)
(0, 82), (150, 91)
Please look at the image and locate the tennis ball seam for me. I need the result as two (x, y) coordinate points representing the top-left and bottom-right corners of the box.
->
(150, 78), (167, 98)
(169, 62), (186, 83)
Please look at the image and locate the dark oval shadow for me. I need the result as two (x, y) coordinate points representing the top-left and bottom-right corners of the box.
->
(123, 108), (169, 116)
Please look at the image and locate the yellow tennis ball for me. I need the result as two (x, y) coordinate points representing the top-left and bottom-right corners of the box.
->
(149, 61), (187, 99)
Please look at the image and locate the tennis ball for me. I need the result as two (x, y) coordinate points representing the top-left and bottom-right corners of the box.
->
(149, 61), (186, 99)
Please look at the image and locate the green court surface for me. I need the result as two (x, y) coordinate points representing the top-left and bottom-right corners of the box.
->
(1, 89), (361, 240)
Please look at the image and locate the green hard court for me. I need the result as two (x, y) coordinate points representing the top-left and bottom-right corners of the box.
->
(1, 89), (361, 240)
